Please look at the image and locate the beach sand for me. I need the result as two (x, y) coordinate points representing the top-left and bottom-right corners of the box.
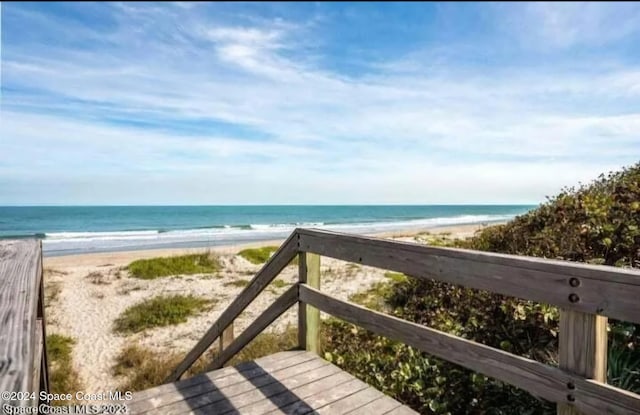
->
(43, 223), (492, 393)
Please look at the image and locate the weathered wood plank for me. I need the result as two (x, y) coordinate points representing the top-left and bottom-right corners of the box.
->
(129, 351), (314, 412)
(132, 351), (308, 402)
(220, 366), (350, 414)
(31, 320), (43, 401)
(138, 354), (331, 414)
(297, 229), (640, 324)
(298, 252), (320, 354)
(274, 378), (371, 415)
(346, 395), (403, 415)
(205, 285), (299, 371)
(147, 359), (337, 415)
(299, 284), (640, 415)
(315, 386), (395, 414)
(199, 365), (355, 415)
(256, 371), (356, 414)
(558, 310), (608, 415)
(219, 322), (234, 352)
(166, 232), (299, 382)
(0, 239), (42, 408)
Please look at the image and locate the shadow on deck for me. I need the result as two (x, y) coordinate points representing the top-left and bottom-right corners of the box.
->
(128, 351), (413, 415)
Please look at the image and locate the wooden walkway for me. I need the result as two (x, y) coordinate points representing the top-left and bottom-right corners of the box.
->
(129, 351), (416, 415)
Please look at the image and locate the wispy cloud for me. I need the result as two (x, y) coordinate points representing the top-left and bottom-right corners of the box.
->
(1, 2), (638, 204)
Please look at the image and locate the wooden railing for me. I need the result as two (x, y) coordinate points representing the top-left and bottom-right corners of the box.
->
(0, 240), (49, 408)
(168, 229), (640, 415)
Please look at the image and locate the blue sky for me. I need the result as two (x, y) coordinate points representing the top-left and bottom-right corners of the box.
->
(1, 2), (639, 205)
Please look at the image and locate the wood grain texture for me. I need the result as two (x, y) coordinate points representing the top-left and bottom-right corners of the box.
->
(297, 228), (640, 324)
(134, 351), (412, 415)
(152, 359), (336, 414)
(558, 310), (608, 415)
(0, 239), (42, 408)
(219, 322), (234, 352)
(131, 351), (308, 404)
(298, 252), (320, 354)
(205, 285), (299, 371)
(299, 284), (640, 415)
(31, 320), (43, 404)
(132, 352), (325, 414)
(166, 232), (299, 382)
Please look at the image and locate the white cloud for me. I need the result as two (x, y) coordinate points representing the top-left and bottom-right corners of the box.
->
(1, 3), (639, 204)
(512, 2), (640, 48)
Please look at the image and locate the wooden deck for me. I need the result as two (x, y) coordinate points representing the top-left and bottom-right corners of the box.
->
(129, 351), (415, 415)
(0, 239), (48, 408)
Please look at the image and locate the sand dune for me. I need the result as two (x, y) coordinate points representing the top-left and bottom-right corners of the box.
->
(43, 224), (488, 393)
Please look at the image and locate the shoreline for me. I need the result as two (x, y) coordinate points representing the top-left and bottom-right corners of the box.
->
(44, 222), (495, 267)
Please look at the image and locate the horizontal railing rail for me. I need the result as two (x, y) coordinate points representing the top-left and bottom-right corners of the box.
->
(299, 284), (640, 415)
(169, 228), (640, 415)
(297, 229), (640, 324)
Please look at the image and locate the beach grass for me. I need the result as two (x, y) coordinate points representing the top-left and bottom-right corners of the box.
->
(271, 279), (289, 289)
(224, 279), (250, 288)
(127, 253), (221, 279)
(384, 271), (408, 283)
(113, 294), (214, 334)
(238, 246), (298, 266)
(47, 334), (82, 405)
(114, 326), (299, 391)
(237, 246), (278, 264)
(113, 345), (187, 391)
(348, 281), (392, 311)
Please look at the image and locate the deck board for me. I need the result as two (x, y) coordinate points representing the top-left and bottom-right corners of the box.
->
(0, 240), (42, 408)
(131, 351), (416, 415)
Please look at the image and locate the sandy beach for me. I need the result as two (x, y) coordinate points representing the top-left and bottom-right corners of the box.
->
(43, 223), (491, 393)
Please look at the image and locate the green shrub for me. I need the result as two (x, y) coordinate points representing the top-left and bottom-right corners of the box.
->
(464, 162), (640, 267)
(113, 294), (214, 334)
(127, 253), (220, 279)
(323, 162), (640, 414)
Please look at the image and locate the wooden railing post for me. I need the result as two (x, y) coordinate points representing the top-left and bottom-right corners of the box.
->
(219, 323), (234, 354)
(298, 252), (320, 354)
(558, 310), (608, 415)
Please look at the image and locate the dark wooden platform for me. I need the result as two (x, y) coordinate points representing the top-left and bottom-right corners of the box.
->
(129, 351), (416, 415)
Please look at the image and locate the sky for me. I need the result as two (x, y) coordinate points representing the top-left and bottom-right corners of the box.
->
(1, 2), (639, 205)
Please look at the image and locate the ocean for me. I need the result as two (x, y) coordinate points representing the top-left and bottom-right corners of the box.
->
(0, 205), (534, 256)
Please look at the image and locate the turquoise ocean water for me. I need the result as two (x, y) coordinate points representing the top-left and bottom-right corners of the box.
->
(0, 205), (534, 256)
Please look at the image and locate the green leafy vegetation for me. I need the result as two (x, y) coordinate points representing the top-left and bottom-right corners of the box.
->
(464, 162), (640, 267)
(238, 246), (298, 266)
(113, 294), (214, 334)
(323, 162), (640, 414)
(127, 253), (221, 279)
(47, 334), (82, 405)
